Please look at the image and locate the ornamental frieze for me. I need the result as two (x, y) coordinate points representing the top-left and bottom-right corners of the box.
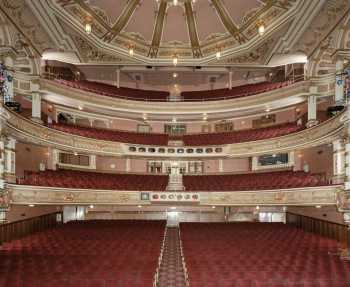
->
(7, 185), (339, 206)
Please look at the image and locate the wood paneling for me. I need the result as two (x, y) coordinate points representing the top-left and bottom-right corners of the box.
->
(286, 212), (350, 247)
(0, 212), (62, 245)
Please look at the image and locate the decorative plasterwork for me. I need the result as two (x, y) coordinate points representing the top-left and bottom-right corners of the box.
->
(148, 0), (167, 58)
(39, 0), (306, 66)
(0, 0), (55, 56)
(210, 0), (247, 44)
(102, 0), (141, 43)
(7, 184), (340, 206)
(3, 105), (345, 158)
(184, 0), (201, 58)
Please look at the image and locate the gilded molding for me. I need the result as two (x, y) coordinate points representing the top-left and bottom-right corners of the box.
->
(7, 184), (340, 206)
(3, 106), (345, 158)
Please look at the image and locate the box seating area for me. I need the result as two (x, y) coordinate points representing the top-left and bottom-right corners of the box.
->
(0, 220), (166, 287)
(54, 79), (293, 102)
(180, 222), (350, 287)
(48, 121), (302, 146)
(181, 80), (293, 101)
(18, 170), (168, 191)
(48, 122), (169, 146)
(54, 79), (169, 101)
(183, 170), (329, 191)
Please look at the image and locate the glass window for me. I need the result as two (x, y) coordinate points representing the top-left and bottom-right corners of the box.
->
(164, 124), (186, 136)
(258, 153), (288, 166)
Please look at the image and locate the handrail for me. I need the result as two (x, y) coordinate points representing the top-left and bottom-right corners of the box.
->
(178, 227), (190, 287)
(153, 226), (167, 287)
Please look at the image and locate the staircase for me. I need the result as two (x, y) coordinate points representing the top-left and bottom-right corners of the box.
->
(157, 227), (187, 287)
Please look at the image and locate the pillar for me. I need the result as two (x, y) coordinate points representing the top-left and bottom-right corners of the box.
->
(333, 139), (345, 184)
(219, 159), (223, 172)
(116, 68), (120, 88)
(306, 86), (318, 128)
(0, 136), (12, 223)
(228, 70), (233, 90)
(126, 158), (131, 172)
(4, 137), (16, 183)
(31, 82), (42, 123)
(335, 58), (345, 105)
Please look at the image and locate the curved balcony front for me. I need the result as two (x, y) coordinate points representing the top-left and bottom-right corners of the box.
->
(2, 107), (345, 158)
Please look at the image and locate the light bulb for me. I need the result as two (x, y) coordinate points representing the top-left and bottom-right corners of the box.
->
(173, 56), (178, 66)
(85, 23), (92, 34)
(216, 51), (221, 60)
(258, 24), (265, 36)
(129, 47), (134, 56)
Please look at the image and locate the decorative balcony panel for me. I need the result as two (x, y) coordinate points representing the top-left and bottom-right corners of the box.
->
(8, 184), (340, 206)
(3, 107), (345, 158)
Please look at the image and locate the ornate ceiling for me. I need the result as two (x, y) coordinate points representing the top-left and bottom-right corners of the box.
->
(52, 0), (298, 65)
(1, 0), (350, 68)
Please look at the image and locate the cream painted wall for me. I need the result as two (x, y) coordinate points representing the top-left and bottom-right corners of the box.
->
(294, 145), (333, 178)
(96, 156), (127, 172)
(222, 158), (251, 173)
(16, 143), (49, 177)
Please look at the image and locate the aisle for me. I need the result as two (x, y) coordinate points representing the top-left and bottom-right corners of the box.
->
(158, 227), (187, 287)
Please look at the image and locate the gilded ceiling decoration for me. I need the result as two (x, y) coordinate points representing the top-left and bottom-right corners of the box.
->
(49, 0), (299, 65)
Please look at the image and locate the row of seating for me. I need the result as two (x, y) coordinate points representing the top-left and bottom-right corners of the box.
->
(18, 170), (168, 191)
(0, 220), (166, 287)
(48, 121), (303, 146)
(54, 79), (293, 101)
(18, 170), (329, 191)
(48, 123), (169, 146)
(183, 171), (328, 191)
(180, 222), (350, 287)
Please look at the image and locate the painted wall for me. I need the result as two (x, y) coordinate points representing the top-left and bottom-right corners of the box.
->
(16, 143), (49, 177)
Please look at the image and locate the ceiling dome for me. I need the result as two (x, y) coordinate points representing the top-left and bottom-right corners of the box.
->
(55, 0), (298, 65)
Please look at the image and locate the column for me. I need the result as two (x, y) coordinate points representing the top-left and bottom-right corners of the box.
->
(219, 159), (223, 172)
(116, 68), (120, 88)
(345, 139), (350, 190)
(333, 139), (345, 184)
(4, 137), (16, 183)
(306, 86), (318, 128)
(228, 70), (233, 90)
(335, 58), (345, 105)
(0, 136), (11, 223)
(31, 82), (42, 123)
(126, 158), (131, 172)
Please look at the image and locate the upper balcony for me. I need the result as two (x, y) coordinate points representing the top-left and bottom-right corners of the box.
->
(38, 76), (334, 121)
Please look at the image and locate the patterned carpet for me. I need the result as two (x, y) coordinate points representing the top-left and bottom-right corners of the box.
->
(158, 227), (187, 287)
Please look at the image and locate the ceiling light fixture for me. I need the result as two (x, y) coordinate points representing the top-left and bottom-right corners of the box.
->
(257, 20), (265, 36)
(85, 22), (92, 34)
(173, 55), (178, 66)
(173, 0), (178, 6)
